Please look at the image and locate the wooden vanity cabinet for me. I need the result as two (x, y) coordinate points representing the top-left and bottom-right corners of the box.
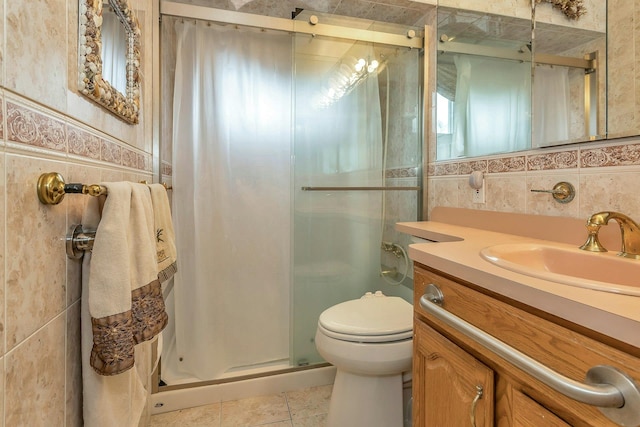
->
(414, 319), (494, 426)
(412, 263), (640, 427)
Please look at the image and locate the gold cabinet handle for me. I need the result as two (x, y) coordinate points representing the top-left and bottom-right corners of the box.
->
(470, 385), (484, 427)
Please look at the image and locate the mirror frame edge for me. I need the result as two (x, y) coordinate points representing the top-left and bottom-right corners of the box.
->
(78, 0), (141, 124)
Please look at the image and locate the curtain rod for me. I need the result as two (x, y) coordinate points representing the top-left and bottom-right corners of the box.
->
(160, 1), (424, 50)
(438, 38), (595, 71)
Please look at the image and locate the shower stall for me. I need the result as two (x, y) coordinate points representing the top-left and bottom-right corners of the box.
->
(158, 2), (424, 389)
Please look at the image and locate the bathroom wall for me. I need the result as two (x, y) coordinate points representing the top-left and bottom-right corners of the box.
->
(0, 0), (156, 425)
(426, 140), (640, 223)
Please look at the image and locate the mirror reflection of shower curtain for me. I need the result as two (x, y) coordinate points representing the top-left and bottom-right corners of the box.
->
(101, 7), (128, 94)
(171, 21), (293, 380)
(532, 65), (570, 147)
(452, 55), (531, 157)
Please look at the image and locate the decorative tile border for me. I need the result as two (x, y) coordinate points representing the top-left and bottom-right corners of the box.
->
(161, 161), (173, 177)
(527, 150), (578, 171)
(581, 144), (640, 168)
(0, 98), (4, 141)
(488, 156), (526, 173)
(429, 141), (640, 176)
(434, 162), (459, 176)
(140, 154), (152, 172)
(122, 147), (139, 169)
(385, 166), (417, 178)
(459, 160), (487, 175)
(7, 102), (66, 153)
(67, 126), (101, 160)
(101, 140), (122, 165)
(4, 98), (151, 172)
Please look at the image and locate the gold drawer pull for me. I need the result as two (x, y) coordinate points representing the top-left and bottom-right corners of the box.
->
(470, 385), (484, 427)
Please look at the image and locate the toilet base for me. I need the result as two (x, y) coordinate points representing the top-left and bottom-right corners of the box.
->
(327, 370), (403, 427)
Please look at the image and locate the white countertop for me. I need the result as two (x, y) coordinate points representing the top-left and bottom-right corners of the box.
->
(397, 220), (640, 350)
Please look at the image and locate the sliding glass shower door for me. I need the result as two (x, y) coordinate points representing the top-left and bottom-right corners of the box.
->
(291, 32), (422, 366)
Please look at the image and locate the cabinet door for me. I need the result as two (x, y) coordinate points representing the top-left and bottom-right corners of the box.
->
(512, 389), (571, 427)
(414, 321), (494, 427)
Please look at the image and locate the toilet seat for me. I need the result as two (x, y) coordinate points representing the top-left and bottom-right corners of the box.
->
(318, 295), (413, 343)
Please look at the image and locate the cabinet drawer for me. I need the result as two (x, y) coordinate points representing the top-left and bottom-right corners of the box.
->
(413, 264), (640, 426)
(512, 389), (571, 427)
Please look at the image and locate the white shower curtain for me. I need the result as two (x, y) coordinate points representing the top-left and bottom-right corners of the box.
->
(171, 21), (293, 380)
(452, 55), (531, 157)
(101, 7), (128, 94)
(532, 65), (570, 147)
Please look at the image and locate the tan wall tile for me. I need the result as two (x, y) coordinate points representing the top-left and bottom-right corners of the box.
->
(6, 0), (67, 111)
(5, 156), (67, 350)
(0, 153), (4, 355)
(485, 173), (527, 213)
(579, 170), (640, 219)
(0, 357), (4, 424)
(526, 172), (580, 217)
(5, 313), (66, 426)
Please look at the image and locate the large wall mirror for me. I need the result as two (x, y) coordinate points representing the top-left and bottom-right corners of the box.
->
(435, 0), (619, 161)
(79, 0), (141, 124)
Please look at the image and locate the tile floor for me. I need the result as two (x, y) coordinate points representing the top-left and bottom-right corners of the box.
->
(148, 384), (332, 427)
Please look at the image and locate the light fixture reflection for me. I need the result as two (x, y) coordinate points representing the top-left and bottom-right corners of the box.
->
(316, 57), (383, 108)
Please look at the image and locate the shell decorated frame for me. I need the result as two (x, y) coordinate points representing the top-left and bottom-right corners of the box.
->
(78, 0), (141, 124)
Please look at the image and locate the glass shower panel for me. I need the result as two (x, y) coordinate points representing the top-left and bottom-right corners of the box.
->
(292, 33), (422, 366)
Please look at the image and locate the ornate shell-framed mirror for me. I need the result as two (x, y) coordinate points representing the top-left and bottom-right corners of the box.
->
(78, 0), (141, 124)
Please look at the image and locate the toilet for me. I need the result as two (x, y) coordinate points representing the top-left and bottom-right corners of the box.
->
(315, 291), (413, 427)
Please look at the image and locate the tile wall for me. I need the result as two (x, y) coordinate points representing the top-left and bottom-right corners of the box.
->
(0, 0), (156, 426)
(426, 140), (640, 223)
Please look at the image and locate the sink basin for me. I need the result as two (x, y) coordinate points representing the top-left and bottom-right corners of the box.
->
(480, 243), (640, 296)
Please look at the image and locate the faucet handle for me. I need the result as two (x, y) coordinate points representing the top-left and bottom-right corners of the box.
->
(579, 223), (608, 252)
(530, 182), (575, 204)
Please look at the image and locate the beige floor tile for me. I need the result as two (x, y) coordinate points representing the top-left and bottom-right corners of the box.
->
(285, 385), (332, 420)
(291, 413), (327, 427)
(221, 393), (291, 427)
(149, 402), (221, 426)
(149, 385), (331, 427)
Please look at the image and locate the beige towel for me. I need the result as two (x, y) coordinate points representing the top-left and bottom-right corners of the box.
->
(81, 251), (148, 427)
(85, 182), (168, 376)
(148, 183), (177, 282)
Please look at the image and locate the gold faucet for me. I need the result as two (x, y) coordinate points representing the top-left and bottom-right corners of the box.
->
(579, 212), (640, 259)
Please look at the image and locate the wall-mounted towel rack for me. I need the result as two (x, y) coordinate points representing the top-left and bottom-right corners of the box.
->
(37, 172), (172, 205)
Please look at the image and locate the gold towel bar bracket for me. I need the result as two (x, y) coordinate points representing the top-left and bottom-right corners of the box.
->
(66, 224), (96, 259)
(37, 172), (172, 205)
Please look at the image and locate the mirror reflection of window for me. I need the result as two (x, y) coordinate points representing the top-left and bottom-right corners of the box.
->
(436, 93), (454, 159)
(101, 6), (128, 95)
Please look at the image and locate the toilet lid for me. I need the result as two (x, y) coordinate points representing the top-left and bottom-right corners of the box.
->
(318, 296), (413, 341)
